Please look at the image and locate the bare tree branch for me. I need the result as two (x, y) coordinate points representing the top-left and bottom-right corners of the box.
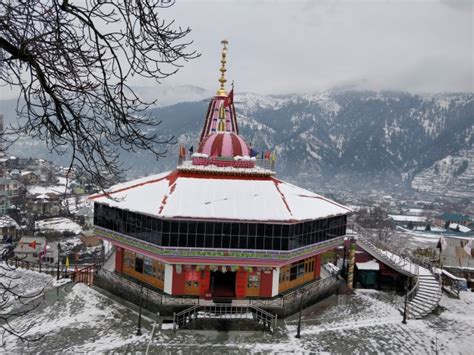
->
(0, 0), (199, 191)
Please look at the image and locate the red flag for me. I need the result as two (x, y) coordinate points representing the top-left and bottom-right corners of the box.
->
(224, 89), (234, 107)
(178, 145), (186, 157)
(28, 240), (37, 249)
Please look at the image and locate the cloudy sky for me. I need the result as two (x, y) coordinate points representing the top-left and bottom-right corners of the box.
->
(156, 0), (472, 94)
(0, 0), (472, 100)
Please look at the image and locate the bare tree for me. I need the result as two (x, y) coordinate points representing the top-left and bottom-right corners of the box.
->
(0, 0), (199, 189)
(0, 257), (43, 344)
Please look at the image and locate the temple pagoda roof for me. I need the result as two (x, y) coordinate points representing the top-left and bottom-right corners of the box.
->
(90, 170), (352, 223)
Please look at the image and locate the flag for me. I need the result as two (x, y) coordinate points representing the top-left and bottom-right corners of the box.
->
(271, 152), (276, 162)
(189, 146), (194, 154)
(38, 241), (47, 260)
(28, 240), (37, 249)
(464, 239), (472, 256)
(178, 145), (186, 157)
(437, 235), (448, 251)
(249, 148), (258, 157)
(65, 256), (70, 269)
(224, 88), (234, 107)
(264, 150), (271, 160)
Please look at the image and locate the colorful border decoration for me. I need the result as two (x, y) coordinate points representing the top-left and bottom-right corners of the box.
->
(94, 226), (343, 262)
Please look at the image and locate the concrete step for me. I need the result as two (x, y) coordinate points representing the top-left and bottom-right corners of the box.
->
(400, 306), (423, 319)
(419, 279), (439, 286)
(418, 285), (440, 293)
(409, 299), (436, 312)
(415, 293), (439, 304)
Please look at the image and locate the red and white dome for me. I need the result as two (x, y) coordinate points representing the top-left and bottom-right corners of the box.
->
(198, 132), (250, 158)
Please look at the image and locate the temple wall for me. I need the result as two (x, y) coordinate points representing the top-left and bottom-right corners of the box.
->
(113, 246), (329, 299)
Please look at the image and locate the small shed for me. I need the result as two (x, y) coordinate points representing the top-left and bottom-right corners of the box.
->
(356, 260), (380, 288)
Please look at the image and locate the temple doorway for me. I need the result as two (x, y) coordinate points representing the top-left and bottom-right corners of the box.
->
(210, 271), (236, 300)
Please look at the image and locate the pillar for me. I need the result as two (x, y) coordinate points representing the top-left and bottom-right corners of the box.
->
(172, 265), (185, 295)
(235, 268), (247, 299)
(164, 264), (173, 295)
(115, 246), (123, 273)
(314, 254), (321, 279)
(347, 240), (356, 289)
(271, 267), (280, 297)
(199, 268), (211, 298)
(260, 269), (273, 297)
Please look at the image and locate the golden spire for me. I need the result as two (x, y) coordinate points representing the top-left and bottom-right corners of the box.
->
(216, 40), (228, 96)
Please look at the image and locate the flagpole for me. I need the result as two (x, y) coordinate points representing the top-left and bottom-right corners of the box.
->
(56, 242), (61, 280)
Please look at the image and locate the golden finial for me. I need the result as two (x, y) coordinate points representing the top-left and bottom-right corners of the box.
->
(216, 40), (228, 96)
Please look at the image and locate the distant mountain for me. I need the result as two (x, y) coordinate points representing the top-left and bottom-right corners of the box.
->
(1, 90), (473, 196)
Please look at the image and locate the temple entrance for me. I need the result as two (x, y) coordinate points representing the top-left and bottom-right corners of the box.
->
(210, 271), (236, 300)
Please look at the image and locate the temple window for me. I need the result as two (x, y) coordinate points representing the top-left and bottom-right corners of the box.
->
(248, 274), (260, 288)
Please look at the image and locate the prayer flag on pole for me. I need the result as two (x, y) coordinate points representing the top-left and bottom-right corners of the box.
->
(437, 235), (448, 251)
(464, 239), (472, 256)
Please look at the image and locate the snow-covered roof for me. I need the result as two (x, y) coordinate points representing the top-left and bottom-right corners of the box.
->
(90, 170), (352, 222)
(449, 223), (471, 233)
(388, 214), (427, 223)
(27, 185), (68, 196)
(35, 217), (82, 234)
(356, 260), (380, 271)
(0, 215), (20, 229)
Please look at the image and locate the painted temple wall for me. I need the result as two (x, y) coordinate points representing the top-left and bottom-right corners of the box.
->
(114, 247), (323, 298)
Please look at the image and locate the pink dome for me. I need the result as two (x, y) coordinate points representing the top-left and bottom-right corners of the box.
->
(198, 132), (250, 158)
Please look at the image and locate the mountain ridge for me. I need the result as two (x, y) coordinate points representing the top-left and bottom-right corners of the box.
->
(1, 90), (472, 197)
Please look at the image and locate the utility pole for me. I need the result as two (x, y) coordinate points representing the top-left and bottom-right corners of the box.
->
(347, 239), (356, 290)
(342, 237), (348, 277)
(56, 242), (61, 280)
(402, 278), (408, 324)
(295, 289), (304, 338)
(137, 285), (143, 336)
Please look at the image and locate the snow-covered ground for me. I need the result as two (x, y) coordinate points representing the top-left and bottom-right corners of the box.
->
(0, 263), (53, 314)
(3, 266), (474, 354)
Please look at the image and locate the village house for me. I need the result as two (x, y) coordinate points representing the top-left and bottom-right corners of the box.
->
(434, 212), (472, 228)
(13, 236), (58, 265)
(0, 215), (20, 243)
(0, 177), (23, 196)
(0, 192), (10, 215)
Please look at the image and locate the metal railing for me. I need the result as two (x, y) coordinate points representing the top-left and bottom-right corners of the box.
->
(350, 224), (419, 278)
(173, 304), (278, 333)
(177, 156), (276, 172)
(95, 226), (345, 262)
(96, 268), (199, 306)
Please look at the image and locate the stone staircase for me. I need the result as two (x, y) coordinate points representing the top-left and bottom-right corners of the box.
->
(356, 237), (418, 277)
(399, 272), (442, 319)
(354, 233), (441, 319)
